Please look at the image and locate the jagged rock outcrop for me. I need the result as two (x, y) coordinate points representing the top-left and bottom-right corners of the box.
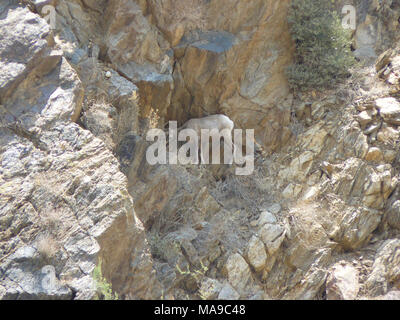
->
(326, 262), (360, 300)
(46, 0), (294, 151)
(365, 239), (400, 295)
(1, 0), (400, 300)
(0, 0), (158, 299)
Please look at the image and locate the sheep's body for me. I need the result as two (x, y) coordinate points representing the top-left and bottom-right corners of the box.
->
(179, 114), (235, 164)
(180, 114), (234, 134)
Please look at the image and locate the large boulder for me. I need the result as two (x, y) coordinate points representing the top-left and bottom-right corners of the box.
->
(0, 1), (158, 299)
(0, 1), (51, 99)
(366, 239), (400, 296)
(375, 97), (400, 125)
(326, 262), (360, 300)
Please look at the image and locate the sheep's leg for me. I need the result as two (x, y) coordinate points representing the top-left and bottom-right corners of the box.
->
(200, 139), (208, 165)
(222, 133), (235, 165)
(231, 139), (237, 164)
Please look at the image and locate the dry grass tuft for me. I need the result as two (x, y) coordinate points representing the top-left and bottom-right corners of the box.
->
(37, 235), (59, 260)
(40, 209), (62, 234)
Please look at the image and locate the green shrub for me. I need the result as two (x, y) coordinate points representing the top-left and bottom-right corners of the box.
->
(93, 259), (119, 300)
(286, 0), (356, 91)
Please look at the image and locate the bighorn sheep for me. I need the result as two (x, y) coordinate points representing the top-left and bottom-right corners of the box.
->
(178, 114), (236, 164)
(180, 114), (234, 133)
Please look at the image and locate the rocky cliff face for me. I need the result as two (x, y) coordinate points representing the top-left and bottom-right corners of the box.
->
(1, 0), (400, 300)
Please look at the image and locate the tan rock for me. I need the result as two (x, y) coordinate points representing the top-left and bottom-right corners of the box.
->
(199, 278), (223, 300)
(375, 290), (400, 300)
(166, 0), (294, 151)
(218, 283), (240, 300)
(376, 49), (394, 73)
(258, 211), (277, 226)
(260, 224), (285, 255)
(224, 253), (252, 292)
(377, 125), (399, 144)
(383, 149), (397, 162)
(282, 262), (329, 300)
(282, 183), (303, 199)
(302, 186), (319, 202)
(326, 263), (360, 300)
(366, 239), (400, 296)
(268, 204), (282, 214)
(0, 1), (159, 299)
(246, 236), (267, 272)
(357, 111), (373, 128)
(331, 205), (382, 249)
(106, 0), (168, 70)
(386, 200), (400, 230)
(299, 124), (328, 154)
(375, 97), (400, 125)
(365, 147), (383, 162)
(167, 23), (185, 47)
(279, 151), (314, 183)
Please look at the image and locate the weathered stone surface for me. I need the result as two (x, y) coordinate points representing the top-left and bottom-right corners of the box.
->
(380, 48), (400, 85)
(326, 262), (360, 300)
(284, 206), (330, 272)
(0, 2), (158, 300)
(365, 147), (384, 162)
(0, 117), (158, 299)
(268, 204), (281, 215)
(106, 0), (169, 71)
(167, 0), (294, 152)
(366, 239), (400, 296)
(223, 253), (252, 293)
(282, 183), (303, 199)
(0, 1), (50, 99)
(352, 0), (400, 61)
(375, 97), (400, 125)
(1, 0), (400, 301)
(279, 151), (314, 182)
(260, 223), (285, 255)
(246, 236), (267, 272)
(104, 0), (173, 130)
(377, 125), (399, 144)
(331, 206), (382, 249)
(218, 283), (240, 300)
(363, 169), (397, 210)
(258, 211), (277, 226)
(282, 248), (331, 300)
(80, 69), (140, 149)
(198, 277), (223, 300)
(356, 111), (373, 129)
(386, 199), (400, 230)
(375, 290), (400, 300)
(1, 260), (72, 300)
